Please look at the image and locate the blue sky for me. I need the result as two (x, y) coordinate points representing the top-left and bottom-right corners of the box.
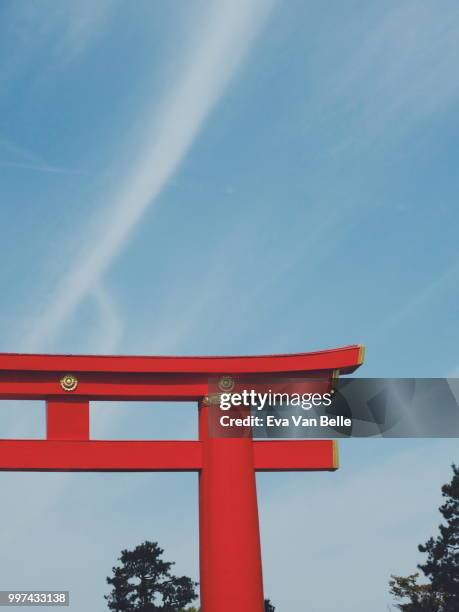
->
(0, 1), (458, 610)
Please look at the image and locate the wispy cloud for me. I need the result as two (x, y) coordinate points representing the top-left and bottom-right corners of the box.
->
(145, 0), (459, 358)
(23, 0), (275, 352)
(0, 136), (81, 175)
(52, 0), (121, 60)
(91, 284), (123, 354)
(0, 161), (81, 175)
(0, 0), (120, 85)
(305, 1), (459, 153)
(0, 137), (43, 163)
(376, 258), (459, 335)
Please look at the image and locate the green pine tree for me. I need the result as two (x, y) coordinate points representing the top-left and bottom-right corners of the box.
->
(105, 541), (198, 611)
(389, 465), (459, 611)
(418, 465), (459, 609)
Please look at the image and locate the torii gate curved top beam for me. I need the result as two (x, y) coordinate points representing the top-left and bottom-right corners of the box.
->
(0, 345), (364, 402)
(0, 344), (364, 374)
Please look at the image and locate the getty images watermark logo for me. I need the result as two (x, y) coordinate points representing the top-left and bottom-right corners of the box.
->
(216, 376), (333, 411)
(208, 376), (347, 434)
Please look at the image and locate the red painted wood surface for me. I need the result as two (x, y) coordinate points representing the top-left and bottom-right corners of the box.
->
(253, 439), (337, 471)
(0, 439), (337, 472)
(0, 440), (203, 471)
(47, 400), (89, 440)
(0, 345), (363, 400)
(0, 345), (363, 374)
(199, 401), (264, 612)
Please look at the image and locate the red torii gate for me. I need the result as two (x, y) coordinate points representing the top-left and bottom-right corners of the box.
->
(0, 345), (364, 611)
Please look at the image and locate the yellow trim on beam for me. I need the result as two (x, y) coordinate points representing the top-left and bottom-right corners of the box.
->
(358, 344), (366, 365)
(331, 368), (340, 392)
(332, 440), (339, 470)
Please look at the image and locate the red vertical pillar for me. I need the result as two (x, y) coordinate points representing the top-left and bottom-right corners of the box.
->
(47, 400), (89, 440)
(199, 399), (264, 612)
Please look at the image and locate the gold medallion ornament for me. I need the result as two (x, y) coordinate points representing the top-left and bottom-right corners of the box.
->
(218, 376), (235, 393)
(60, 374), (78, 392)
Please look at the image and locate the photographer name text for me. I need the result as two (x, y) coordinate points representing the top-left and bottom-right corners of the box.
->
(219, 415), (351, 428)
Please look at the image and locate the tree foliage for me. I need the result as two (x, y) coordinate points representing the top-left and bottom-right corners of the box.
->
(105, 541), (198, 611)
(389, 573), (444, 611)
(390, 464), (459, 611)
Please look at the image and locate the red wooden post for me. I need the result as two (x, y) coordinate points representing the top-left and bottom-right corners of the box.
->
(199, 400), (264, 611)
(47, 400), (89, 440)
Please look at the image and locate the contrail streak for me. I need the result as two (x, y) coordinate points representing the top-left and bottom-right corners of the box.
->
(24, 0), (275, 352)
